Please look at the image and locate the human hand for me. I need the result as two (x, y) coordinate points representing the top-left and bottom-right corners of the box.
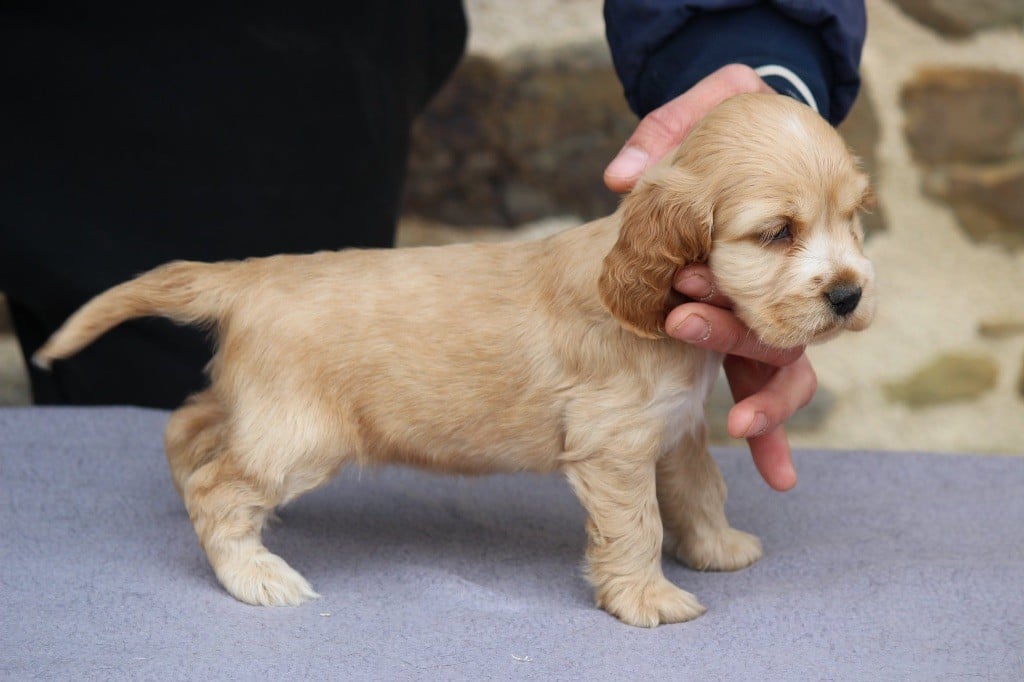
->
(666, 265), (817, 492)
(604, 64), (773, 193)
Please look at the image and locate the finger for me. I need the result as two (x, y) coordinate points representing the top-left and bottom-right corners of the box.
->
(604, 64), (773, 193)
(665, 303), (806, 367)
(722, 355), (775, 402)
(725, 355), (817, 439)
(673, 264), (733, 308)
(747, 426), (798, 492)
(726, 355), (812, 492)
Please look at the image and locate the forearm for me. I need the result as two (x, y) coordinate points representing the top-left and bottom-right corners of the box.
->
(604, 0), (867, 125)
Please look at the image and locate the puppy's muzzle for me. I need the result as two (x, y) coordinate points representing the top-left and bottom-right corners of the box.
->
(825, 283), (862, 317)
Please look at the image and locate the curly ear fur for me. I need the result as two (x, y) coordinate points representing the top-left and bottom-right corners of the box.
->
(599, 169), (713, 338)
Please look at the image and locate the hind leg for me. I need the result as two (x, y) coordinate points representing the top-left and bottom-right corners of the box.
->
(183, 451), (319, 606)
(164, 389), (226, 499)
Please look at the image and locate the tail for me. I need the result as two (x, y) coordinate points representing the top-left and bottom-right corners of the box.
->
(32, 260), (242, 370)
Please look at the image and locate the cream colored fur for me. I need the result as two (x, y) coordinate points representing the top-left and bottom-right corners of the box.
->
(34, 94), (875, 627)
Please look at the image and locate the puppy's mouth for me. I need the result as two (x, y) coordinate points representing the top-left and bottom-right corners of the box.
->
(753, 296), (873, 349)
(808, 321), (844, 345)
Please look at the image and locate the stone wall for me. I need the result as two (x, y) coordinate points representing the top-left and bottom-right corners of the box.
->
(868, 0), (1024, 440)
(404, 48), (634, 227)
(902, 67), (1024, 249)
(400, 0), (1024, 454)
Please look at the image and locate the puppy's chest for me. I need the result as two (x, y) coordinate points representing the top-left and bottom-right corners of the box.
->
(648, 350), (722, 449)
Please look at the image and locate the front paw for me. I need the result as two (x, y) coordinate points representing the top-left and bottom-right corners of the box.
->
(596, 577), (706, 627)
(675, 527), (763, 572)
(216, 550), (320, 606)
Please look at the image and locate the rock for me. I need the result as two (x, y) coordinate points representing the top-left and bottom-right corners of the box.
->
(978, 317), (1024, 339)
(884, 352), (1000, 408)
(903, 68), (1024, 250)
(889, 0), (1024, 37)
(405, 45), (635, 227)
(923, 160), (1024, 249)
(838, 82), (888, 237)
(901, 67), (1024, 165)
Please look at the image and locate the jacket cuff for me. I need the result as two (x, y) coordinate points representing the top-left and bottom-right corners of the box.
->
(630, 4), (837, 124)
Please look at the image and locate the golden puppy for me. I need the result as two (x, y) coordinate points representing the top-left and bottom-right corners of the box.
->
(35, 94), (875, 627)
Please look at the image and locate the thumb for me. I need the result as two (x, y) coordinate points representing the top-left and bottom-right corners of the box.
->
(604, 64), (773, 193)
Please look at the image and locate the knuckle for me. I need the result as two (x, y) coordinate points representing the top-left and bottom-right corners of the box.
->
(716, 63), (763, 94)
(722, 327), (746, 355)
(679, 262), (712, 278)
(777, 345), (807, 367)
(640, 106), (687, 146)
(795, 360), (818, 408)
(803, 371), (819, 405)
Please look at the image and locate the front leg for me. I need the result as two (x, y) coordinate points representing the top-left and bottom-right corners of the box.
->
(563, 452), (705, 627)
(657, 427), (763, 571)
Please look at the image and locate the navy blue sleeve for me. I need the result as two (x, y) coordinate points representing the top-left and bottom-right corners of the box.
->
(604, 0), (866, 125)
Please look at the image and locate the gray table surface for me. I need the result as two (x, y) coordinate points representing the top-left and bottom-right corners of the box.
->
(2, 407), (1022, 680)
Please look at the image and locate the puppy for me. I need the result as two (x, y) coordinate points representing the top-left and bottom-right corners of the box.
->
(35, 94), (875, 627)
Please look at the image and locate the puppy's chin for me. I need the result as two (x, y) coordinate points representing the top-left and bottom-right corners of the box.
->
(741, 300), (876, 350)
(809, 326), (844, 345)
(733, 308), (821, 350)
(752, 323), (825, 351)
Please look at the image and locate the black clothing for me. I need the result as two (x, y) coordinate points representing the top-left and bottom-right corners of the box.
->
(1, 3), (467, 406)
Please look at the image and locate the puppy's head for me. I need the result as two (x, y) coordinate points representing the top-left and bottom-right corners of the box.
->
(599, 93), (876, 347)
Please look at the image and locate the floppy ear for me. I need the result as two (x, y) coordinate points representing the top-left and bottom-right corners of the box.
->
(598, 168), (712, 338)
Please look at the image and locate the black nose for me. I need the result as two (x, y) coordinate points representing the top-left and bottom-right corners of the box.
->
(826, 284), (862, 316)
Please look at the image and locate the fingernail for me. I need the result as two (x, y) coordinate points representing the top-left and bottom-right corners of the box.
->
(743, 412), (770, 438)
(605, 146), (649, 180)
(671, 314), (711, 342)
(675, 271), (714, 300)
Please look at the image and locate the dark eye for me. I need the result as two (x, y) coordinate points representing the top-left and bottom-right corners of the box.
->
(763, 222), (793, 245)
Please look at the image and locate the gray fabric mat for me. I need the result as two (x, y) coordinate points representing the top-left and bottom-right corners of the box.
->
(2, 407), (1022, 680)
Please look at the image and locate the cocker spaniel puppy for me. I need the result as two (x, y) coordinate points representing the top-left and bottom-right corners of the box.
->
(36, 94), (875, 627)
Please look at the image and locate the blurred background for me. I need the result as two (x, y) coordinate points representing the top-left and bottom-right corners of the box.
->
(2, 0), (1022, 454)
